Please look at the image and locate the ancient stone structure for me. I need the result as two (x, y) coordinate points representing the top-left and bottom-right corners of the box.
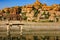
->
(0, 0), (60, 22)
(0, 21), (60, 40)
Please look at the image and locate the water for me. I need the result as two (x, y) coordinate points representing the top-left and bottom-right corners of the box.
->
(0, 23), (60, 40)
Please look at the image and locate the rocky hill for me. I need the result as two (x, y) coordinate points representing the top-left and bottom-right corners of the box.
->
(0, 0), (60, 22)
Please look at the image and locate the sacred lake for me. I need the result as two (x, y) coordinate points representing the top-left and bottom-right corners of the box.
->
(0, 21), (60, 40)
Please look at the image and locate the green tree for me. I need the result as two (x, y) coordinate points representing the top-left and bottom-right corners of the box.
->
(45, 12), (50, 19)
(17, 6), (22, 14)
(32, 7), (39, 17)
(42, 11), (50, 19)
(5, 9), (10, 15)
(1, 10), (5, 13)
(21, 12), (27, 20)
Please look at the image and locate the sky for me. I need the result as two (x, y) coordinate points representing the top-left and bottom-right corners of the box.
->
(0, 0), (60, 9)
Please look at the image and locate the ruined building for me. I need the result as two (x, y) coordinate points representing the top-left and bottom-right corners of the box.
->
(0, 0), (60, 22)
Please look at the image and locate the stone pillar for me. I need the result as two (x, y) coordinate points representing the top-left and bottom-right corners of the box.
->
(7, 25), (10, 37)
(19, 25), (23, 35)
(7, 24), (12, 40)
(19, 25), (23, 40)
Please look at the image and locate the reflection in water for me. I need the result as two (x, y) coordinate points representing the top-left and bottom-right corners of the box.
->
(0, 24), (60, 40)
(0, 36), (60, 40)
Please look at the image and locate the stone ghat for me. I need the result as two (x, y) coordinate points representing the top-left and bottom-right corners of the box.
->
(0, 21), (60, 40)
